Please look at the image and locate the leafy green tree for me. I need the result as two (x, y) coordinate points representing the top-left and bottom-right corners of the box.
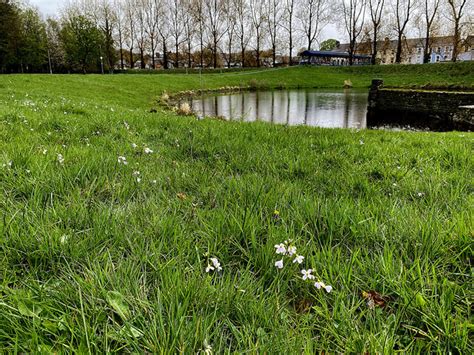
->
(19, 8), (48, 72)
(60, 15), (104, 73)
(320, 39), (340, 51)
(0, 0), (22, 72)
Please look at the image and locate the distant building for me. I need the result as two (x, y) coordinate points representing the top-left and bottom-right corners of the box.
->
(299, 50), (371, 66)
(334, 35), (474, 64)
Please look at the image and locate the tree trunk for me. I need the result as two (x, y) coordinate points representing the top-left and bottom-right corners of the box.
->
(452, 20), (460, 62)
(175, 40), (179, 68)
(289, 27), (293, 66)
(395, 33), (403, 63)
(272, 44), (276, 67)
(200, 32), (204, 67)
(349, 41), (354, 66)
(371, 29), (378, 65)
(140, 48), (145, 69)
(187, 41), (192, 68)
(256, 29), (260, 67)
(163, 41), (168, 69)
(213, 34), (218, 68)
(423, 27), (430, 63)
(151, 38), (155, 69)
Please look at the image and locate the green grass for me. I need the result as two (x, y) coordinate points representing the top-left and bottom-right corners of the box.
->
(0, 65), (473, 352)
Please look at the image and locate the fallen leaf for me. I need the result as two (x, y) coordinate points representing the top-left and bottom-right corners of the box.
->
(362, 290), (387, 309)
(177, 192), (187, 200)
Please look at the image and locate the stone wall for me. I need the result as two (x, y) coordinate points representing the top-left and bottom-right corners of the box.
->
(367, 80), (474, 131)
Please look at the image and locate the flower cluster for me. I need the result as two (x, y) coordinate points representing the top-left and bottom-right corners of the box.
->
(132, 170), (141, 183)
(205, 257), (222, 273)
(57, 153), (64, 165)
(274, 240), (304, 269)
(274, 240), (333, 293)
(118, 156), (128, 165)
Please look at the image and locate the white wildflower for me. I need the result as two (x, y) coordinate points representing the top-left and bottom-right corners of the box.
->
(301, 269), (314, 280)
(42, 149), (48, 155)
(205, 264), (214, 273)
(287, 245), (297, 256)
(275, 259), (284, 269)
(274, 243), (286, 255)
(57, 154), (64, 164)
(417, 192), (425, 197)
(202, 341), (213, 355)
(144, 147), (153, 154)
(133, 171), (140, 177)
(118, 156), (128, 165)
(131, 143), (137, 149)
(210, 257), (222, 271)
(293, 255), (304, 264)
(314, 281), (333, 293)
(359, 140), (364, 145)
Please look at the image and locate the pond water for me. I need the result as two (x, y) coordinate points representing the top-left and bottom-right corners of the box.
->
(188, 89), (368, 129)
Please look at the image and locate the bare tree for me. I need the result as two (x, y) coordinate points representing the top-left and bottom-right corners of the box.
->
(124, 0), (136, 68)
(341, 0), (367, 65)
(45, 18), (65, 73)
(282, 0), (296, 65)
(136, 0), (147, 69)
(447, 0), (468, 62)
(142, 0), (159, 69)
(222, 0), (238, 67)
(298, 0), (331, 51)
(190, 0), (206, 67)
(114, 0), (126, 69)
(156, 5), (170, 69)
(420, 0), (441, 63)
(235, 0), (250, 67)
(368, 0), (385, 64)
(204, 0), (227, 68)
(249, 0), (266, 67)
(266, 0), (283, 67)
(182, 0), (196, 68)
(169, 0), (186, 68)
(392, 0), (415, 63)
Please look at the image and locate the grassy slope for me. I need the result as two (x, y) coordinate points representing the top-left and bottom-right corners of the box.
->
(0, 65), (473, 353)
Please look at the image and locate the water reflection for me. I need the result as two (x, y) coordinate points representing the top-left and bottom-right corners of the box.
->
(189, 89), (368, 129)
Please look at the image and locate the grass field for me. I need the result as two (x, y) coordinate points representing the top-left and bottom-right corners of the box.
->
(0, 65), (473, 352)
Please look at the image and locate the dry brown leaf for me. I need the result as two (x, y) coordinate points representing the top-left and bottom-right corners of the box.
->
(362, 290), (387, 309)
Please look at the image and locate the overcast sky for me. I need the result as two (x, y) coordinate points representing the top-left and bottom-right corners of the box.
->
(29, 0), (63, 16)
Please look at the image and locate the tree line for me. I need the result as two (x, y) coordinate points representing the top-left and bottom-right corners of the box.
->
(0, 0), (472, 73)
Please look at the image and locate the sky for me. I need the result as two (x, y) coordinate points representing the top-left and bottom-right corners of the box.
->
(29, 0), (63, 17)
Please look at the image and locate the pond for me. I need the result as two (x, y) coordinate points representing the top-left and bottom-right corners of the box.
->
(188, 89), (368, 129)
